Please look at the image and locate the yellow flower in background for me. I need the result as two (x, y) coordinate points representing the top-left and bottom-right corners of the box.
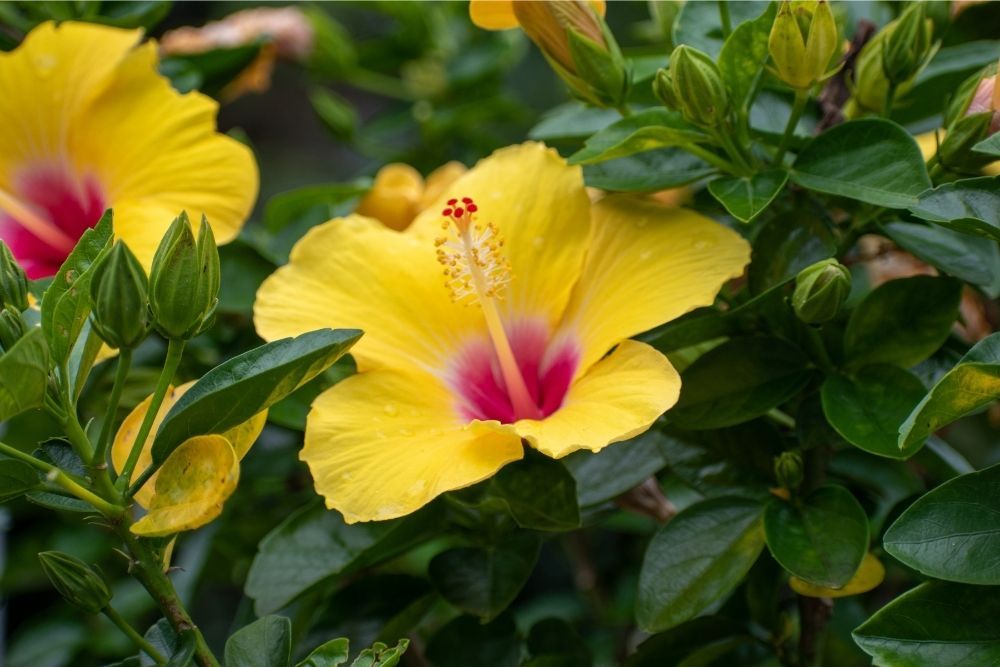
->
(255, 142), (749, 523)
(355, 161), (467, 231)
(0, 21), (258, 278)
(470, 0), (606, 33)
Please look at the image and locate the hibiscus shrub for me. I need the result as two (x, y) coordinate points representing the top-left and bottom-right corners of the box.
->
(2, 2), (1000, 667)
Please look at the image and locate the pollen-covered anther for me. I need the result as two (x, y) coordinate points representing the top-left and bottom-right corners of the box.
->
(434, 197), (511, 304)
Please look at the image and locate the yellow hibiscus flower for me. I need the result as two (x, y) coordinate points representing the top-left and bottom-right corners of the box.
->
(254, 142), (749, 523)
(0, 21), (257, 278)
(355, 161), (467, 231)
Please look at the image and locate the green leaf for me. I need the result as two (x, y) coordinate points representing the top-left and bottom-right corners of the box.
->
(883, 221), (1000, 298)
(296, 638), (349, 667)
(717, 3), (777, 111)
(142, 619), (195, 667)
(583, 147), (714, 192)
(884, 462), (1000, 584)
(568, 109), (708, 165)
(668, 337), (814, 430)
(245, 501), (440, 615)
(528, 102), (620, 141)
(309, 86), (358, 141)
(748, 211), (836, 295)
(707, 169), (788, 223)
(673, 1), (770, 58)
(0, 328), (50, 422)
(41, 210), (112, 365)
(908, 176), (1000, 242)
(790, 119), (931, 208)
(853, 581), (1000, 666)
(425, 614), (520, 667)
(0, 459), (38, 503)
(525, 618), (590, 667)
(490, 452), (580, 531)
(821, 366), (927, 459)
(564, 430), (668, 507)
(844, 276), (962, 369)
(637, 497), (765, 632)
(626, 617), (751, 667)
(899, 333), (1000, 452)
(974, 131), (1000, 158)
(428, 534), (540, 620)
(764, 485), (869, 588)
(151, 328), (361, 464)
(224, 616), (291, 667)
(350, 640), (408, 667)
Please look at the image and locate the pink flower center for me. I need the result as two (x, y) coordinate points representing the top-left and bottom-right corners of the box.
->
(0, 165), (106, 278)
(447, 318), (580, 424)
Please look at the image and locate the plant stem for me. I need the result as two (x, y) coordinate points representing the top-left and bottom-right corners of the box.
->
(718, 0), (732, 37)
(714, 126), (755, 175)
(616, 104), (633, 117)
(774, 90), (809, 166)
(685, 143), (741, 174)
(883, 81), (897, 118)
(95, 348), (132, 470)
(797, 595), (832, 667)
(117, 339), (185, 491)
(104, 605), (167, 665)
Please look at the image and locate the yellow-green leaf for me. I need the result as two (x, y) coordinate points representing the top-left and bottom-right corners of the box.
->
(789, 552), (885, 598)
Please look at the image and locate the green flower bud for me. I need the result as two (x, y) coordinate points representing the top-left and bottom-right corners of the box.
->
(881, 2), (935, 87)
(0, 241), (29, 312)
(768, 0), (839, 91)
(0, 307), (27, 352)
(669, 45), (729, 126)
(774, 451), (804, 491)
(148, 212), (220, 339)
(653, 67), (681, 110)
(89, 241), (151, 350)
(792, 259), (851, 324)
(38, 551), (112, 614)
(938, 111), (994, 174)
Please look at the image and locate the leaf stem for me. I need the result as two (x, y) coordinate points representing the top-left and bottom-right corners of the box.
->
(685, 143), (740, 175)
(718, 0), (732, 37)
(117, 339), (185, 491)
(774, 90), (809, 166)
(95, 348), (132, 470)
(103, 605), (167, 665)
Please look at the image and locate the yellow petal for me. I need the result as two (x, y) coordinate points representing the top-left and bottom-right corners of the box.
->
(420, 161), (467, 211)
(0, 21), (141, 177)
(71, 42), (258, 267)
(790, 552), (885, 598)
(130, 435), (239, 537)
(915, 131), (938, 161)
(514, 340), (680, 458)
(303, 368), (524, 523)
(558, 196), (750, 375)
(254, 215), (481, 372)
(469, 0), (520, 30)
(112, 381), (266, 508)
(410, 142), (591, 331)
(355, 163), (425, 231)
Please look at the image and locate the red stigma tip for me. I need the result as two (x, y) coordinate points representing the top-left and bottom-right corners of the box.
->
(447, 198), (458, 206)
(467, 204), (478, 212)
(442, 208), (453, 216)
(454, 207), (464, 217)
(461, 197), (473, 204)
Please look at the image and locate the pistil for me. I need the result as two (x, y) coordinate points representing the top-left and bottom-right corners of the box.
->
(0, 187), (75, 253)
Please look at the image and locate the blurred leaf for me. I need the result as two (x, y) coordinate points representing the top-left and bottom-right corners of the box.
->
(425, 614), (520, 667)
(899, 332), (1000, 452)
(568, 110), (707, 164)
(668, 336), (814, 430)
(637, 497), (765, 632)
(350, 640), (408, 667)
(582, 147), (714, 192)
(625, 617), (751, 667)
(218, 242), (276, 314)
(853, 581), (1000, 666)
(142, 619), (196, 667)
(297, 638), (349, 667)
(25, 490), (92, 512)
(821, 366), (927, 459)
(884, 462), (1000, 584)
(790, 552), (885, 598)
(528, 102), (619, 141)
(310, 87), (358, 141)
(0, 328), (50, 421)
(673, 1), (770, 58)
(974, 131), (1000, 158)
(707, 169), (788, 223)
(564, 430), (668, 507)
(159, 43), (261, 97)
(0, 458), (38, 503)
(717, 2), (776, 111)
(41, 210), (111, 365)
(790, 120), (931, 208)
(491, 452), (580, 531)
(829, 449), (922, 536)
(908, 176), (1000, 242)
(428, 533), (540, 620)
(525, 618), (590, 667)
(748, 211), (836, 295)
(883, 221), (1000, 298)
(152, 329), (361, 464)
(224, 615), (291, 667)
(764, 485), (869, 588)
(844, 276), (962, 370)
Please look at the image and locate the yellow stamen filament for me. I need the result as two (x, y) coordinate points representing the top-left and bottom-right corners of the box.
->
(0, 187), (75, 253)
(436, 200), (542, 420)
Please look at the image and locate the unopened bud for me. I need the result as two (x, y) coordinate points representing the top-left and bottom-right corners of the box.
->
(774, 452), (804, 491)
(965, 72), (1000, 134)
(769, 0), (839, 91)
(669, 45), (729, 126)
(881, 2), (935, 86)
(792, 259), (850, 324)
(89, 241), (151, 350)
(0, 307), (27, 352)
(38, 551), (112, 614)
(148, 212), (220, 339)
(653, 67), (680, 110)
(0, 241), (29, 312)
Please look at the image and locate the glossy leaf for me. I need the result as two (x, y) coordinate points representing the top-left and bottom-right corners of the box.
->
(582, 147), (713, 192)
(708, 169), (788, 223)
(791, 120), (931, 208)
(425, 614), (520, 667)
(844, 276), (962, 369)
(748, 212), (836, 294)
(151, 328), (361, 464)
(883, 221), (1000, 298)
(764, 485), (869, 588)
(0, 328), (50, 422)
(717, 3), (776, 111)
(491, 452), (580, 531)
(821, 366), (927, 459)
(908, 176), (1000, 242)
(296, 638), (349, 667)
(0, 459), (39, 503)
(564, 430), (668, 507)
(637, 497), (765, 632)
(528, 102), (619, 141)
(569, 109), (708, 164)
(224, 615), (291, 667)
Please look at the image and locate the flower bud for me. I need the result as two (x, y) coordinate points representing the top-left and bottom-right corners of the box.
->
(668, 45), (729, 126)
(0, 307), (27, 352)
(38, 551), (112, 614)
(148, 212), (220, 339)
(652, 67), (681, 110)
(774, 451), (804, 491)
(965, 72), (1000, 134)
(939, 112), (994, 173)
(792, 259), (850, 324)
(89, 241), (151, 350)
(0, 241), (29, 312)
(768, 0), (839, 91)
(881, 2), (935, 87)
